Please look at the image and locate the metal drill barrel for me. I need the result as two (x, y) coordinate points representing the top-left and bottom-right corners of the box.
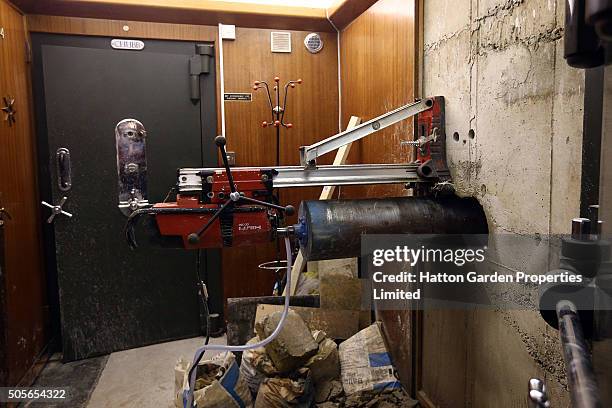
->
(295, 196), (488, 261)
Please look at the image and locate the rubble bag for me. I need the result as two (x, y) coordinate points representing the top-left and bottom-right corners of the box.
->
(338, 322), (401, 395)
(254, 367), (313, 408)
(240, 336), (279, 396)
(175, 352), (253, 408)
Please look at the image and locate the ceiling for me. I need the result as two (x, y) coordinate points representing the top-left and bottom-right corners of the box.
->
(10, 0), (376, 31)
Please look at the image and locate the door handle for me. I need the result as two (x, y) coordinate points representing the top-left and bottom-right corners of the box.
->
(41, 196), (73, 224)
(56, 147), (72, 191)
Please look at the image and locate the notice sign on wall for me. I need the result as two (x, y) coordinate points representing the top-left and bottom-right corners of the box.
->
(224, 93), (252, 101)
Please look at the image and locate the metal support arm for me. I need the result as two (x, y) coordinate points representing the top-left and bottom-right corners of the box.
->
(299, 98), (433, 166)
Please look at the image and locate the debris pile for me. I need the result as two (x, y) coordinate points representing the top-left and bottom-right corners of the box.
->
(176, 312), (418, 408)
(177, 260), (417, 407)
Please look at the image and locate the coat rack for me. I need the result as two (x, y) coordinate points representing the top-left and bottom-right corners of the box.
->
(253, 76), (302, 294)
(252, 76), (302, 167)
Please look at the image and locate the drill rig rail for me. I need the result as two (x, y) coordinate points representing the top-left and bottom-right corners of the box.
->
(178, 163), (423, 193)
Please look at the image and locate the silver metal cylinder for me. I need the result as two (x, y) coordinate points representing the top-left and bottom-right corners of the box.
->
(296, 196), (488, 261)
(557, 301), (602, 408)
(572, 217), (592, 240)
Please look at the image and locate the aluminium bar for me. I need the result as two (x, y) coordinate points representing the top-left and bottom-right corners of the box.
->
(299, 98), (433, 166)
(178, 163), (421, 193)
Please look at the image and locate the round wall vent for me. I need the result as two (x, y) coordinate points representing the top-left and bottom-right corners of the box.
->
(304, 33), (324, 54)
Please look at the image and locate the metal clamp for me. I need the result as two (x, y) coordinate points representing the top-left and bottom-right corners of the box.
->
(41, 196), (73, 224)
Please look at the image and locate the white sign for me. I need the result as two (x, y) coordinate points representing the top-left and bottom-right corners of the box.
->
(111, 39), (145, 51)
(220, 24), (236, 40)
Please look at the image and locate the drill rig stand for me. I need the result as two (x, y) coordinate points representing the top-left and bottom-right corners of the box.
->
(124, 96), (450, 251)
(126, 135), (294, 249)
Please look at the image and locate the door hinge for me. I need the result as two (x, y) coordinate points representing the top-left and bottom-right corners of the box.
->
(189, 44), (214, 103)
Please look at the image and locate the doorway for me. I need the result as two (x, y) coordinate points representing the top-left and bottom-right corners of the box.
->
(32, 34), (222, 361)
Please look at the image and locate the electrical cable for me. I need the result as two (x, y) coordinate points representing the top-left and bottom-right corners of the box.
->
(195, 249), (210, 346)
(185, 236), (293, 408)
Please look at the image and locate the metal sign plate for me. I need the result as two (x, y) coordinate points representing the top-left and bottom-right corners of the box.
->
(111, 39), (145, 51)
(224, 93), (252, 101)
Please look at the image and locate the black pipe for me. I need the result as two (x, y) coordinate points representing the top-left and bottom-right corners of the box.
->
(580, 67), (605, 217)
(296, 196), (488, 261)
(557, 301), (602, 408)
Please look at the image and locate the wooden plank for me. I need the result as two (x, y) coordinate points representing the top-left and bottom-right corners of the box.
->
(284, 116), (361, 296)
(319, 115), (362, 199)
(255, 304), (359, 340)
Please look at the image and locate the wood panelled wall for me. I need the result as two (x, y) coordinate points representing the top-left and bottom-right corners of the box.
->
(339, 0), (417, 199)
(27, 14), (218, 41)
(337, 0), (418, 392)
(221, 27), (339, 300)
(23, 15), (340, 316)
(0, 0), (47, 386)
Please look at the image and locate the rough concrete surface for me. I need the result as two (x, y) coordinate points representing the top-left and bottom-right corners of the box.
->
(87, 336), (226, 408)
(27, 353), (108, 408)
(424, 0), (583, 405)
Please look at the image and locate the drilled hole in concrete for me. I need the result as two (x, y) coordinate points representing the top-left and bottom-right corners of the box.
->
(468, 129), (475, 139)
(463, 140), (467, 144)
(453, 132), (459, 142)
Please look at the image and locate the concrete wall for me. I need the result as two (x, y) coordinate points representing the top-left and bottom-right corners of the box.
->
(423, 0), (585, 406)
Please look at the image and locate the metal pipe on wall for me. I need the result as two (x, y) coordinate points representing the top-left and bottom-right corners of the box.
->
(296, 196), (488, 261)
(557, 300), (602, 408)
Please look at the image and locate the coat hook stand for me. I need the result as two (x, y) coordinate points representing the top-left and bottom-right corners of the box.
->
(253, 76), (302, 167)
(253, 76), (302, 294)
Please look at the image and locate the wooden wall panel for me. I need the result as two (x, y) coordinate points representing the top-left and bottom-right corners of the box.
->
(0, 0), (47, 386)
(221, 27), (339, 300)
(13, 0), (334, 32)
(27, 14), (218, 41)
(24, 16), (339, 317)
(338, 0), (418, 392)
(328, 0), (379, 30)
(339, 0), (417, 198)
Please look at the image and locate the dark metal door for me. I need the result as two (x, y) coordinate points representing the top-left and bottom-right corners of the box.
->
(32, 34), (220, 361)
